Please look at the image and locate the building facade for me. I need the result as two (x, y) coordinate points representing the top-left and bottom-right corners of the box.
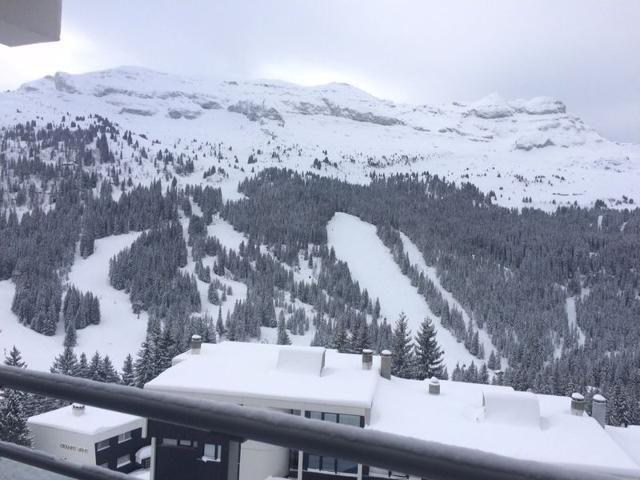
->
(28, 403), (149, 474)
(143, 340), (640, 480)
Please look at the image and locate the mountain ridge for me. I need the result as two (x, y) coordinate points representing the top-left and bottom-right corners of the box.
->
(1, 66), (639, 210)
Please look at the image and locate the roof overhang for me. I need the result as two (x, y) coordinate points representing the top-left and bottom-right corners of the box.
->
(0, 0), (62, 47)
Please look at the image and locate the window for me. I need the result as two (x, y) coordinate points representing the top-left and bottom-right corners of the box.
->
(162, 438), (177, 446)
(117, 455), (131, 468)
(96, 439), (110, 451)
(203, 443), (222, 462)
(307, 454), (320, 471)
(308, 411), (322, 420)
(338, 414), (361, 427)
(324, 413), (338, 423)
(117, 431), (132, 443)
(321, 456), (337, 473)
(178, 439), (198, 447)
(337, 458), (358, 475)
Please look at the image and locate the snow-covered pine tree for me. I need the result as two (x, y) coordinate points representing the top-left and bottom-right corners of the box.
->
(216, 306), (225, 337)
(0, 389), (31, 446)
(101, 356), (120, 383)
(64, 320), (77, 347)
(391, 312), (415, 379)
(77, 352), (89, 378)
(352, 320), (370, 352)
(331, 318), (348, 352)
(88, 352), (103, 382)
(487, 350), (500, 370)
(121, 354), (135, 386)
(208, 283), (220, 305)
(4, 345), (25, 368)
(50, 347), (79, 376)
(414, 317), (444, 380)
(277, 314), (291, 345)
(156, 327), (178, 372)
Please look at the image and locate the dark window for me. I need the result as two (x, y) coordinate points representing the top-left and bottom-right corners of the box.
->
(303, 412), (363, 476)
(307, 454), (320, 470)
(96, 439), (110, 451)
(117, 454), (131, 468)
(337, 458), (358, 474)
(338, 414), (361, 427)
(289, 449), (299, 472)
(203, 443), (221, 461)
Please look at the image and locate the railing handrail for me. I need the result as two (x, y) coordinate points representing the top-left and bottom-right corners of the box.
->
(0, 365), (631, 480)
(0, 440), (131, 480)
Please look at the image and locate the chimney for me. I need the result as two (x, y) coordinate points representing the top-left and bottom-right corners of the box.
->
(380, 350), (392, 380)
(362, 349), (373, 370)
(72, 403), (85, 416)
(570, 392), (585, 416)
(191, 334), (202, 355)
(428, 377), (440, 395)
(592, 394), (607, 427)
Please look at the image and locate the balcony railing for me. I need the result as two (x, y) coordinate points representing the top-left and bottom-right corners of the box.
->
(0, 365), (627, 480)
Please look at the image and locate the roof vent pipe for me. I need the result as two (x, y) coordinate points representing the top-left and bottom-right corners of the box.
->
(72, 403), (85, 416)
(428, 377), (440, 395)
(362, 349), (373, 370)
(380, 350), (392, 380)
(570, 392), (585, 416)
(592, 394), (607, 427)
(191, 334), (202, 355)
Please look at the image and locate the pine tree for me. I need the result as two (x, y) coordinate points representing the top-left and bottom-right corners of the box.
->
(121, 354), (135, 386)
(414, 318), (444, 380)
(4, 346), (25, 368)
(134, 324), (161, 387)
(77, 352), (89, 378)
(352, 320), (370, 352)
(391, 312), (415, 379)
(487, 350), (500, 370)
(216, 307), (225, 337)
(0, 390), (31, 446)
(101, 356), (120, 383)
(331, 319), (348, 352)
(277, 314), (291, 345)
(208, 283), (220, 305)
(50, 347), (79, 376)
(88, 352), (103, 382)
(64, 320), (77, 347)
(156, 328), (177, 372)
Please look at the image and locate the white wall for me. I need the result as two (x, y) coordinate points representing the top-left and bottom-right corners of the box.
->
(239, 440), (289, 480)
(28, 424), (96, 465)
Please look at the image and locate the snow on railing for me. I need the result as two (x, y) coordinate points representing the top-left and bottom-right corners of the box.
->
(0, 365), (627, 480)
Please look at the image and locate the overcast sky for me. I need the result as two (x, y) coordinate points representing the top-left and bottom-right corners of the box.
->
(1, 0), (638, 142)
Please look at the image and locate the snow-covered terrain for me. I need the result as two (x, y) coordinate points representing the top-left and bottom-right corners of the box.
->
(327, 212), (480, 371)
(0, 233), (148, 371)
(1, 65), (639, 373)
(1, 66), (639, 211)
(399, 232), (499, 363)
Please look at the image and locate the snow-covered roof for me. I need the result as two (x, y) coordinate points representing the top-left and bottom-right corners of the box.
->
(608, 426), (640, 468)
(28, 404), (144, 438)
(145, 342), (379, 411)
(145, 342), (640, 476)
(369, 378), (640, 478)
(482, 389), (540, 428)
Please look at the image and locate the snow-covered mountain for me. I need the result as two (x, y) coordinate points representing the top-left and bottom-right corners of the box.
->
(1, 66), (639, 209)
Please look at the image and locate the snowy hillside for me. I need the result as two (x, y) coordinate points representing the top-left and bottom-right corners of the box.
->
(1, 66), (639, 210)
(0, 67), (639, 411)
